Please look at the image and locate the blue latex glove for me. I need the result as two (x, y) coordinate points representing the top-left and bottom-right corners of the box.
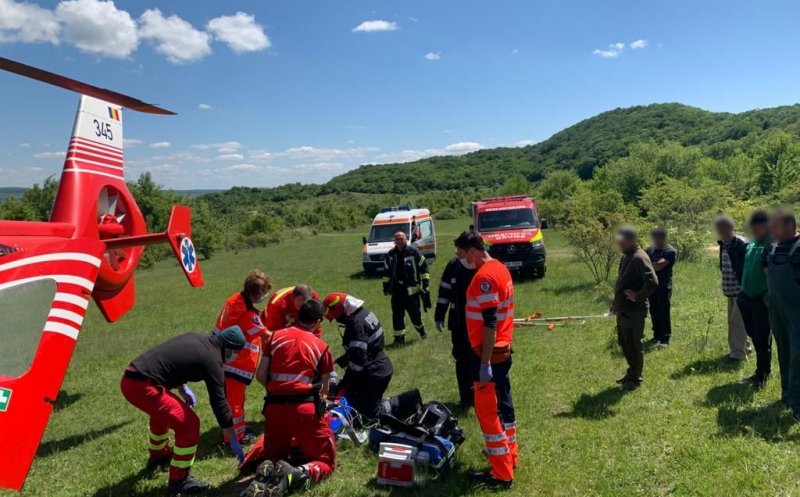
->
(229, 437), (245, 463)
(479, 363), (493, 383)
(178, 385), (197, 408)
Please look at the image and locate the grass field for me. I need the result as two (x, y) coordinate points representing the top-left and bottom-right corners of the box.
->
(5, 217), (800, 497)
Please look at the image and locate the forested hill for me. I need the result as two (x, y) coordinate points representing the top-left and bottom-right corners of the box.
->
(322, 103), (800, 194)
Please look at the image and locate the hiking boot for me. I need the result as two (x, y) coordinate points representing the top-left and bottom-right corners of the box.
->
(145, 453), (172, 474)
(621, 379), (641, 392)
(419, 331), (428, 340)
(167, 475), (210, 496)
(240, 431), (258, 445)
(254, 461), (276, 484)
(393, 336), (406, 347)
(656, 342), (669, 349)
(615, 375), (629, 385)
(239, 462), (275, 497)
(468, 470), (513, 490)
(271, 460), (310, 496)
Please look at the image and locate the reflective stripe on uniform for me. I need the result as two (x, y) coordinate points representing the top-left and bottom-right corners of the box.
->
(244, 342), (260, 352)
(507, 435), (517, 443)
(439, 281), (453, 290)
(270, 372), (313, 384)
(503, 422), (516, 430)
(484, 432), (506, 442)
(394, 328), (406, 336)
(348, 362), (365, 372)
(149, 440), (168, 451)
(171, 458), (195, 469)
(244, 325), (263, 336)
(476, 293), (499, 304)
(486, 446), (510, 456)
(437, 297), (449, 305)
(150, 431), (170, 441)
(466, 311), (483, 320)
(367, 327), (384, 343)
(223, 364), (255, 379)
(348, 340), (368, 350)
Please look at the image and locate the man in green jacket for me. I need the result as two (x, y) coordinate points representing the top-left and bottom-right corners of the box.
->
(611, 227), (659, 391)
(737, 211), (772, 390)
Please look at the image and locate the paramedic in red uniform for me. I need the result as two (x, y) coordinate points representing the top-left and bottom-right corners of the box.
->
(213, 270), (272, 443)
(242, 300), (336, 497)
(262, 284), (320, 335)
(120, 327), (247, 496)
(456, 230), (516, 490)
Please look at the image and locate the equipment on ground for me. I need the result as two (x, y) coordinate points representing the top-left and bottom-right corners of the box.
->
(377, 443), (418, 487)
(0, 57), (203, 491)
(362, 207), (436, 275)
(471, 195), (547, 279)
(514, 312), (613, 329)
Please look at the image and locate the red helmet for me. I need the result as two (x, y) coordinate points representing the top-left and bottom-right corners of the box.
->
(323, 292), (349, 321)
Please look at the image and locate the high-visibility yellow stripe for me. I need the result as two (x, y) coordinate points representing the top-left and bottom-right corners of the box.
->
(530, 231), (544, 243)
(171, 458), (195, 469)
(173, 445), (197, 456)
(270, 287), (294, 305)
(149, 432), (170, 441)
(149, 441), (168, 451)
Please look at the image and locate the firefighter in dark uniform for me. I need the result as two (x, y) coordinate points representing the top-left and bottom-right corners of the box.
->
(323, 292), (394, 419)
(435, 256), (477, 409)
(383, 231), (430, 345)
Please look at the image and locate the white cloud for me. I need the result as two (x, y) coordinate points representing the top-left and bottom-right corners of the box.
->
(345, 124), (369, 130)
(217, 153), (244, 161)
(515, 139), (536, 147)
(228, 163), (260, 172)
(630, 39), (648, 49)
(123, 138), (144, 148)
(18, 142), (31, 148)
(149, 141), (171, 149)
(138, 9), (211, 64)
(192, 141), (244, 153)
(250, 150), (273, 161)
(197, 103), (212, 110)
(594, 39), (648, 58)
(207, 12), (270, 53)
(444, 141), (483, 153)
(424, 51), (441, 61)
(55, 0), (139, 59)
(0, 0), (60, 44)
(511, 48), (520, 55)
(279, 146), (378, 161)
(352, 20), (397, 33)
(33, 151), (65, 159)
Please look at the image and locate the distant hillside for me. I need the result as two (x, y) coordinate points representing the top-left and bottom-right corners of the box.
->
(322, 103), (800, 194)
(0, 187), (25, 201)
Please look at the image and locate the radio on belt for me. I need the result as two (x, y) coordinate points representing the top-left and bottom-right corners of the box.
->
(376, 443), (417, 487)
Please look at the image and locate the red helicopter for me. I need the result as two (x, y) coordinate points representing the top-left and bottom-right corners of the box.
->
(0, 57), (204, 491)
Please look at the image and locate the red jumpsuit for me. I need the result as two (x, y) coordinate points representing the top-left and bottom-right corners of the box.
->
(262, 287), (322, 336)
(243, 326), (336, 483)
(214, 292), (268, 441)
(466, 259), (517, 482)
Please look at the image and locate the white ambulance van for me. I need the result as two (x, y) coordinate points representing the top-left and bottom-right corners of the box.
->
(362, 206), (436, 275)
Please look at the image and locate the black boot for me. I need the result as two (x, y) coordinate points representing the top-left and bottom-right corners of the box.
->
(393, 335), (406, 347)
(468, 470), (513, 490)
(240, 461), (275, 497)
(167, 475), (210, 496)
(145, 453), (171, 474)
(271, 460), (310, 496)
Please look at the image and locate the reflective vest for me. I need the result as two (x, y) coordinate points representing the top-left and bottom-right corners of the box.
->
(466, 259), (515, 360)
(263, 326), (334, 396)
(213, 292), (267, 383)
(262, 286), (322, 336)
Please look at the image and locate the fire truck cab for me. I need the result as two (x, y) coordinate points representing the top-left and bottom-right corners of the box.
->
(471, 195), (546, 279)
(362, 206), (436, 276)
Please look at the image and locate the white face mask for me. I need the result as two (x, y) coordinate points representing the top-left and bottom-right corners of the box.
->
(459, 257), (476, 270)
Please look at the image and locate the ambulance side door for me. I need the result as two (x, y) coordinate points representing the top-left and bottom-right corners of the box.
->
(415, 219), (436, 263)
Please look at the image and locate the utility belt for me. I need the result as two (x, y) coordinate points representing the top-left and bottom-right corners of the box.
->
(471, 341), (512, 364)
(264, 392), (326, 416)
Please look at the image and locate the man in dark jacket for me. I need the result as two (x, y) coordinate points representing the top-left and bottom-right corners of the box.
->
(715, 215), (750, 362)
(322, 292), (394, 419)
(383, 231), (431, 345)
(612, 227), (659, 391)
(435, 256), (477, 409)
(120, 327), (246, 496)
(645, 227), (677, 347)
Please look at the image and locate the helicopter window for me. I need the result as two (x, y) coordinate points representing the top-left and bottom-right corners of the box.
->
(0, 278), (57, 379)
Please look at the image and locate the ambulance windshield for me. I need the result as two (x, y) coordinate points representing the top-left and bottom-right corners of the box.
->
(368, 223), (408, 243)
(478, 208), (538, 232)
(0, 278), (57, 378)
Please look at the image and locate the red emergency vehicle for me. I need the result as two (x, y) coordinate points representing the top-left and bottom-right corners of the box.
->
(471, 195), (547, 279)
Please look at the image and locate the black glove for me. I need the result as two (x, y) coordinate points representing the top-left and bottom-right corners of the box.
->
(335, 354), (349, 368)
(383, 282), (391, 296)
(420, 291), (432, 312)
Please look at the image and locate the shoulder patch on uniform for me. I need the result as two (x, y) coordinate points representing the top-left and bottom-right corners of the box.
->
(480, 280), (492, 293)
(253, 315), (261, 324)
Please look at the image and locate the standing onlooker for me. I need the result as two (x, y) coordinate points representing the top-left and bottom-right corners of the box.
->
(764, 210), (800, 417)
(715, 215), (750, 362)
(382, 231), (430, 346)
(738, 211), (772, 390)
(645, 227), (677, 348)
(612, 227), (659, 391)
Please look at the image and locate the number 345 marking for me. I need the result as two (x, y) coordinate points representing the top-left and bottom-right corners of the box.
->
(93, 119), (114, 141)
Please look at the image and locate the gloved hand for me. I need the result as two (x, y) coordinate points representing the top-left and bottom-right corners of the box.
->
(479, 363), (493, 383)
(178, 384), (197, 408)
(435, 321), (445, 332)
(229, 436), (245, 463)
(382, 282), (391, 296)
(335, 354), (349, 368)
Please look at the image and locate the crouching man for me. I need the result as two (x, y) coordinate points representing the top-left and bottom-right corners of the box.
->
(120, 327), (247, 496)
(242, 300), (336, 497)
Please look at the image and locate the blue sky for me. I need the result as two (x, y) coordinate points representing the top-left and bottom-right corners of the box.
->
(1, 0), (799, 189)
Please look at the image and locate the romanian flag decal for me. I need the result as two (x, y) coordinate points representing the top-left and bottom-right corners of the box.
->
(107, 107), (121, 121)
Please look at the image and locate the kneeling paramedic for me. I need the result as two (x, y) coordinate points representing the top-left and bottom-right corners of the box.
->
(213, 270), (272, 443)
(243, 300), (336, 497)
(262, 284), (320, 335)
(455, 230), (516, 490)
(323, 292), (393, 419)
(120, 327), (247, 496)
(383, 231), (431, 345)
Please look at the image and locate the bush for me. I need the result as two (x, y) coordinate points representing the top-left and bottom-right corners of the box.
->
(669, 228), (708, 262)
(434, 208), (461, 220)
